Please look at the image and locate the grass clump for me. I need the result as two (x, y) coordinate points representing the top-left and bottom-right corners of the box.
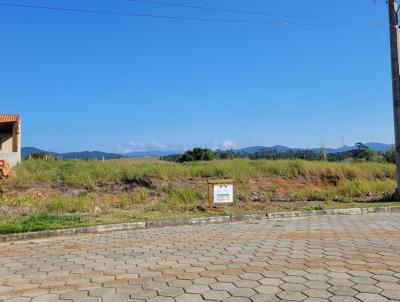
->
(0, 213), (84, 234)
(150, 187), (205, 213)
(119, 188), (150, 210)
(6, 158), (395, 189)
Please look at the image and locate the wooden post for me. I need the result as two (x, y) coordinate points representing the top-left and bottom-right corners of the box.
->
(208, 182), (213, 210)
(12, 123), (18, 153)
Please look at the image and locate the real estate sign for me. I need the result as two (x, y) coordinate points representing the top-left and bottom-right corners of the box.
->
(213, 184), (234, 204)
(208, 179), (234, 209)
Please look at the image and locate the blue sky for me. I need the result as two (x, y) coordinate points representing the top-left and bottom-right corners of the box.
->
(0, 0), (394, 153)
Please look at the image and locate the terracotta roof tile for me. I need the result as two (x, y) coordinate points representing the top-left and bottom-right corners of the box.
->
(0, 114), (20, 124)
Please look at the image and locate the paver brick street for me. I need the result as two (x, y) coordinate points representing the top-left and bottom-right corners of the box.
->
(1, 213), (400, 301)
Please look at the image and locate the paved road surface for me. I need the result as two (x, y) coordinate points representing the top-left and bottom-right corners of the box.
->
(1, 213), (400, 301)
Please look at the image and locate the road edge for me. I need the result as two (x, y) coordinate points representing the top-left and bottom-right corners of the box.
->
(1, 206), (400, 242)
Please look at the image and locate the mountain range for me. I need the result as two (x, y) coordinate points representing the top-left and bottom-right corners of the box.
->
(21, 147), (122, 160)
(21, 143), (394, 160)
(236, 143), (393, 154)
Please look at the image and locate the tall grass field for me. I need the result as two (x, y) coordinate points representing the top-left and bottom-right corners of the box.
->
(0, 158), (397, 234)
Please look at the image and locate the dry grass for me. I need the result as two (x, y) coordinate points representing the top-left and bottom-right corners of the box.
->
(0, 158), (397, 234)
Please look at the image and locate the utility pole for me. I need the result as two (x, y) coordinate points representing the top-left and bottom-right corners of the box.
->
(388, 0), (400, 200)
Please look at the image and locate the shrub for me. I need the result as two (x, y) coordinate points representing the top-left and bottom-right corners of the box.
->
(179, 148), (215, 163)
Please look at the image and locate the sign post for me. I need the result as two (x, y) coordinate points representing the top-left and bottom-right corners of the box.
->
(208, 179), (234, 210)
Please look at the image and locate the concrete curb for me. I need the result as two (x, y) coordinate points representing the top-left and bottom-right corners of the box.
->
(1, 206), (399, 242)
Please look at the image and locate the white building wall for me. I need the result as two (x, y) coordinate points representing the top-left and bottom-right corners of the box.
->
(0, 153), (19, 167)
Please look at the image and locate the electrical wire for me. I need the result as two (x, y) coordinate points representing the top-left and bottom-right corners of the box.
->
(128, 0), (336, 22)
(0, 2), (388, 28)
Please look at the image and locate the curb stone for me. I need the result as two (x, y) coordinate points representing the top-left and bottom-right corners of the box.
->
(0, 206), (399, 242)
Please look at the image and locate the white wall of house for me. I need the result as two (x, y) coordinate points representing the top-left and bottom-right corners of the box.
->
(0, 119), (21, 167)
(0, 153), (19, 167)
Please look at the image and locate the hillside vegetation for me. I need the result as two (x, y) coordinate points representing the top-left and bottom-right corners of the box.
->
(0, 158), (397, 234)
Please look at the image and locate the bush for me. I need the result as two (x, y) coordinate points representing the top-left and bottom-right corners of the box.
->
(179, 148), (215, 163)
(384, 148), (396, 164)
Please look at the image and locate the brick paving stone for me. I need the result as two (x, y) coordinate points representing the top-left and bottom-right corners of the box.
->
(280, 283), (306, 292)
(31, 294), (61, 302)
(192, 277), (216, 285)
(203, 290), (230, 300)
(217, 276), (241, 283)
(0, 213), (400, 302)
(156, 287), (184, 297)
(328, 286), (359, 297)
(303, 299), (327, 302)
(351, 277), (378, 285)
(210, 283), (236, 291)
(356, 293), (389, 302)
(175, 294), (203, 302)
(223, 297), (251, 302)
(277, 291), (307, 301)
(381, 290), (400, 300)
(60, 290), (89, 300)
(327, 279), (355, 287)
(258, 278), (283, 286)
(129, 290), (157, 300)
(228, 288), (257, 298)
(147, 296), (174, 302)
(185, 284), (210, 294)
(377, 282), (400, 291)
(304, 281), (331, 289)
(254, 285), (281, 295)
(353, 284), (383, 294)
(239, 274), (263, 281)
(302, 288), (332, 299)
(167, 280), (193, 288)
(329, 297), (360, 302)
(250, 294), (280, 302)
(373, 275), (399, 282)
(234, 280), (260, 288)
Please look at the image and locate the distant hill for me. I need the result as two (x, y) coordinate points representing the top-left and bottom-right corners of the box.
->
(22, 142), (393, 160)
(237, 145), (291, 154)
(125, 150), (183, 158)
(365, 143), (393, 152)
(21, 147), (59, 158)
(236, 143), (393, 154)
(22, 147), (122, 160)
(61, 151), (122, 160)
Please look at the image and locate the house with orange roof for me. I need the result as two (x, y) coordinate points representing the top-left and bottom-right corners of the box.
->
(0, 114), (21, 167)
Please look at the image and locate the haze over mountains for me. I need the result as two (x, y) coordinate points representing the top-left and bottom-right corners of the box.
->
(22, 143), (394, 160)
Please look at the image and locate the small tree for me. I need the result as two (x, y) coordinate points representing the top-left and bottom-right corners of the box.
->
(384, 148), (396, 164)
(353, 143), (377, 161)
(179, 148), (215, 162)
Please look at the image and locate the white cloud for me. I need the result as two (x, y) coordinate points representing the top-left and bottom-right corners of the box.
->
(117, 141), (167, 154)
(210, 140), (238, 150)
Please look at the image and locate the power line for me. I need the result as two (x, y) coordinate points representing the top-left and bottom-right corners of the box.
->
(128, 0), (336, 22)
(0, 2), (388, 28)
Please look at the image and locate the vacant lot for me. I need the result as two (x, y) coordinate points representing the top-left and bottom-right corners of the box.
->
(0, 158), (397, 233)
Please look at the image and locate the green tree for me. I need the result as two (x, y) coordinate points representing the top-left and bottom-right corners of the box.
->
(353, 143), (377, 161)
(179, 148), (215, 162)
(384, 148), (396, 164)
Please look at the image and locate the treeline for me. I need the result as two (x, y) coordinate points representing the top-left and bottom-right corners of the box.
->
(161, 144), (396, 164)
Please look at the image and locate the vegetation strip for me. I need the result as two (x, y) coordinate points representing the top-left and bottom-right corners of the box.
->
(1, 206), (399, 242)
